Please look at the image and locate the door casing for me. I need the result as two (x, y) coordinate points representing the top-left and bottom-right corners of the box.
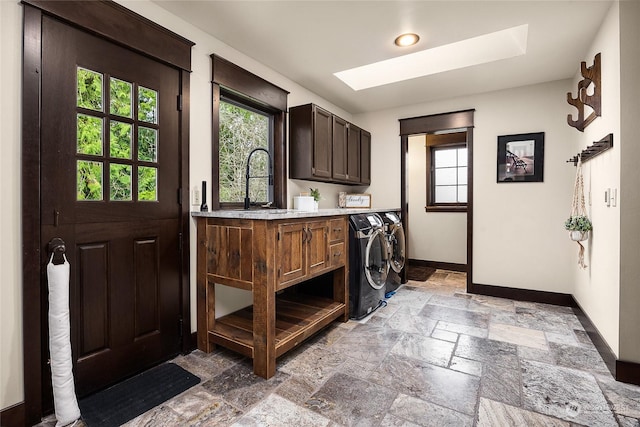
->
(21, 1), (193, 423)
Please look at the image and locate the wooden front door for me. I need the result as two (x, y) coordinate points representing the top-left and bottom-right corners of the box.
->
(40, 15), (183, 397)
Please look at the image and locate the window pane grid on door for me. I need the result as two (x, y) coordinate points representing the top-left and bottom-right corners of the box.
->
(77, 114), (104, 156)
(76, 66), (160, 203)
(77, 67), (103, 111)
(109, 77), (132, 118)
(77, 160), (103, 201)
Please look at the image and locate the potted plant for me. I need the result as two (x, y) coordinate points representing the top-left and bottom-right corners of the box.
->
(310, 188), (320, 211)
(564, 215), (592, 241)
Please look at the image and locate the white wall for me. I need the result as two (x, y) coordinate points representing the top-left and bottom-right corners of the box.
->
(407, 135), (467, 263)
(617, 0), (640, 364)
(572, 1), (621, 358)
(357, 79), (577, 294)
(0, 0), (25, 411)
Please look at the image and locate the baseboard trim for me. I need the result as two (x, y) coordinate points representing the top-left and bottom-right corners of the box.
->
(0, 401), (25, 427)
(469, 282), (574, 307)
(470, 282), (640, 386)
(407, 259), (467, 273)
(616, 360), (640, 385)
(570, 298), (618, 379)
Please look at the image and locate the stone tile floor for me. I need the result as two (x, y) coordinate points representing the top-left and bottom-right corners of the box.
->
(38, 270), (640, 426)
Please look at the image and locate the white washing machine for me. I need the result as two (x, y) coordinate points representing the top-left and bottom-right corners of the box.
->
(348, 213), (388, 319)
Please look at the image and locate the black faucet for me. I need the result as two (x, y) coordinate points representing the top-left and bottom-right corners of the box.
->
(244, 147), (273, 210)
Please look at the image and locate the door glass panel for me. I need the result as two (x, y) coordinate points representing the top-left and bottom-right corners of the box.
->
(77, 114), (103, 155)
(110, 121), (132, 159)
(77, 67), (103, 111)
(434, 149), (456, 168)
(435, 185), (456, 203)
(458, 167), (468, 185)
(138, 166), (157, 201)
(110, 163), (132, 201)
(138, 86), (158, 124)
(138, 127), (157, 162)
(110, 77), (132, 118)
(457, 148), (468, 167)
(435, 168), (456, 185)
(458, 185), (468, 203)
(77, 160), (103, 201)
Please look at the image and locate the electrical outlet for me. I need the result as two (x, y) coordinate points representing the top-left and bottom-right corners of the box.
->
(192, 187), (201, 206)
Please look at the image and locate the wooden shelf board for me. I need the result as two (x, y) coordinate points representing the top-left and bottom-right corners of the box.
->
(210, 294), (346, 360)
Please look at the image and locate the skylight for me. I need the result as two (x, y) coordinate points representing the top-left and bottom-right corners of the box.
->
(334, 24), (529, 91)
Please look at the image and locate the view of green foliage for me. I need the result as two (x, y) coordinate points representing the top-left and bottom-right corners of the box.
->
(77, 160), (103, 201)
(77, 68), (103, 111)
(110, 163), (132, 201)
(77, 114), (103, 155)
(110, 77), (132, 118)
(219, 101), (269, 203)
(138, 127), (157, 162)
(138, 87), (157, 124)
(110, 121), (132, 159)
(76, 67), (159, 202)
(138, 167), (157, 201)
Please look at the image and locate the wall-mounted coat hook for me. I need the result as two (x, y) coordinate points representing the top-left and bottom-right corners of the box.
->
(566, 133), (613, 166)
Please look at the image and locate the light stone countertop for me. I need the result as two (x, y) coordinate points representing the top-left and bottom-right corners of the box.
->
(191, 207), (399, 220)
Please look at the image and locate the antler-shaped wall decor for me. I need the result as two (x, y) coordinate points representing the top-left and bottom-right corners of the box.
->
(567, 53), (601, 132)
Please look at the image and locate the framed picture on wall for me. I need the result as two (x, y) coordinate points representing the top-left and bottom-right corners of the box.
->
(497, 132), (544, 182)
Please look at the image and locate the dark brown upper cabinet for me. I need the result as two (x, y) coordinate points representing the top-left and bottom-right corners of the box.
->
(332, 115), (348, 181)
(346, 123), (361, 183)
(290, 104), (332, 181)
(290, 103), (370, 185)
(360, 130), (371, 185)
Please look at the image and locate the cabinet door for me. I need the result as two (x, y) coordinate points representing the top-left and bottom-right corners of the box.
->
(360, 130), (371, 185)
(332, 116), (348, 181)
(312, 106), (332, 179)
(277, 223), (307, 286)
(307, 220), (330, 275)
(347, 124), (361, 183)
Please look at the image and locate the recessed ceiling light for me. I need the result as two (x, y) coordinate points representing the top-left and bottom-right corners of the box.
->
(335, 24), (529, 91)
(394, 33), (420, 47)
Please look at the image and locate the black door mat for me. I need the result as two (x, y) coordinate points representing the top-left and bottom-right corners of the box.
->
(79, 363), (200, 427)
(407, 266), (436, 282)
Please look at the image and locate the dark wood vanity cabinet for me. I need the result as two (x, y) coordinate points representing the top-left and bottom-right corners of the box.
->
(290, 103), (370, 185)
(196, 215), (348, 379)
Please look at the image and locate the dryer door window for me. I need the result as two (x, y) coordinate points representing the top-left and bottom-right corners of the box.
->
(365, 230), (389, 290)
(389, 226), (406, 273)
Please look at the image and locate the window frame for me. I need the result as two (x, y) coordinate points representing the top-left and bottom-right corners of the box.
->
(425, 132), (468, 213)
(211, 55), (288, 210)
(218, 94), (275, 207)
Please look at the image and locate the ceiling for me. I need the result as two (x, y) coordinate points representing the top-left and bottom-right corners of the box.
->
(152, 0), (613, 114)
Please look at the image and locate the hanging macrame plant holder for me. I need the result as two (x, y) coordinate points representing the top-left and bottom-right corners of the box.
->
(568, 156), (590, 268)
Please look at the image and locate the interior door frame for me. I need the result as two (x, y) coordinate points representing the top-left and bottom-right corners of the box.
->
(21, 1), (194, 423)
(399, 110), (475, 291)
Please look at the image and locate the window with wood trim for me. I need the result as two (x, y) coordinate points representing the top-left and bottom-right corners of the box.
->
(211, 54), (288, 210)
(426, 132), (468, 212)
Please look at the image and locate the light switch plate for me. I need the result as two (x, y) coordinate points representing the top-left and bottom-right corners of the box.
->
(192, 187), (201, 205)
(611, 188), (617, 207)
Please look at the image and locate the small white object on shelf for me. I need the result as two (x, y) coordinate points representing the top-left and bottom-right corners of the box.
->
(294, 196), (316, 212)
